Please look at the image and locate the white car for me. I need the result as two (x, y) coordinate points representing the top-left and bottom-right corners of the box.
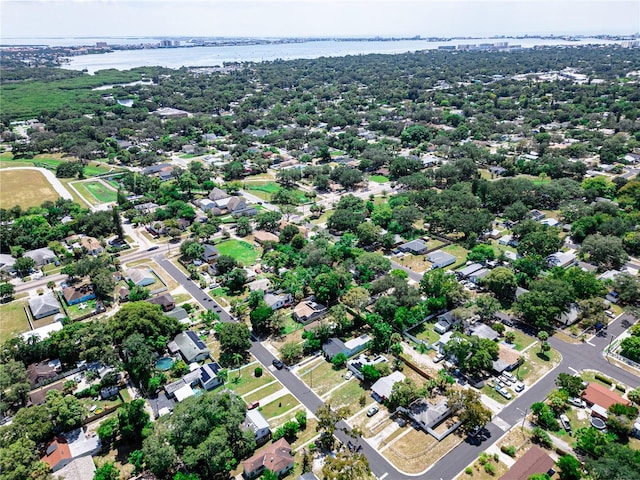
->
(568, 397), (585, 408)
(433, 353), (446, 363)
(514, 383), (525, 393)
(345, 371), (353, 380)
(496, 386), (512, 399)
(560, 414), (572, 432)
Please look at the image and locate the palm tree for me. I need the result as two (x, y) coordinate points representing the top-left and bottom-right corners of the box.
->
(216, 369), (228, 385)
(232, 352), (244, 381)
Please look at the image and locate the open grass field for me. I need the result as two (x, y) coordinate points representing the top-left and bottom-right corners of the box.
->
(369, 175), (390, 183)
(517, 345), (562, 384)
(442, 244), (471, 268)
(0, 301), (30, 343)
(0, 154), (113, 177)
(215, 239), (259, 265)
(82, 180), (118, 203)
(225, 365), (275, 396)
(247, 182), (310, 204)
(258, 393), (299, 419)
(0, 169), (60, 209)
(298, 358), (346, 397)
(326, 378), (366, 409)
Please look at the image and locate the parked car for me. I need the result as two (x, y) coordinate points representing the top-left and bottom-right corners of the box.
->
(514, 383), (525, 393)
(247, 401), (260, 410)
(147, 246), (159, 251)
(272, 359), (284, 370)
(345, 371), (353, 380)
(560, 414), (572, 432)
(568, 397), (585, 408)
(433, 353), (446, 363)
(496, 386), (512, 399)
(367, 406), (379, 417)
(605, 310), (615, 318)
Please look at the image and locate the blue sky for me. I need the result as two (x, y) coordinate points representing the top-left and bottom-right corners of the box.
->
(2, 0), (639, 39)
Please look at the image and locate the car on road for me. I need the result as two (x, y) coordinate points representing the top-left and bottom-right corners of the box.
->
(560, 414), (572, 432)
(495, 386), (512, 399)
(345, 371), (353, 380)
(272, 359), (285, 370)
(147, 246), (159, 251)
(367, 406), (379, 417)
(433, 353), (446, 363)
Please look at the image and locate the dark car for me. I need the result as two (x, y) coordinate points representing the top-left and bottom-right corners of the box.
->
(272, 359), (285, 370)
(147, 246), (159, 251)
(247, 401), (260, 410)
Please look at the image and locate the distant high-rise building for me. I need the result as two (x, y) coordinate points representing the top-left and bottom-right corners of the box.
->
(96, 42), (108, 48)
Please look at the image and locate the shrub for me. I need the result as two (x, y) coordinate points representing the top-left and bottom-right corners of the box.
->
(465, 467), (473, 475)
(493, 453), (500, 463)
(478, 452), (489, 465)
(615, 383), (626, 393)
(484, 462), (496, 475)
(532, 426), (553, 448)
(254, 367), (263, 377)
(501, 445), (517, 457)
(595, 373), (613, 385)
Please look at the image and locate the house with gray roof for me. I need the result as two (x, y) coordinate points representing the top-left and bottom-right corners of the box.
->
(322, 334), (371, 360)
(0, 254), (16, 273)
(371, 371), (406, 402)
(168, 330), (210, 363)
(406, 398), (451, 432)
(127, 268), (155, 287)
(457, 263), (484, 279)
(29, 293), (61, 319)
(202, 244), (220, 263)
(24, 247), (57, 266)
(428, 250), (456, 269)
(264, 292), (292, 310)
(243, 409), (271, 445)
(399, 238), (429, 255)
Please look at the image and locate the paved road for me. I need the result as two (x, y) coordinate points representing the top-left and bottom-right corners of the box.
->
(153, 253), (640, 480)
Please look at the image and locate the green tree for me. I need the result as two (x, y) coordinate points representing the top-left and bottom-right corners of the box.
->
(581, 234), (628, 270)
(0, 282), (15, 301)
(557, 454), (582, 480)
(14, 256), (35, 277)
(556, 373), (586, 398)
(483, 267), (517, 304)
(97, 417), (120, 447)
(322, 450), (373, 480)
(46, 390), (86, 431)
(446, 388), (492, 433)
(315, 403), (351, 451)
(119, 399), (150, 444)
(331, 352), (348, 369)
(217, 322), (251, 365)
(280, 342), (303, 365)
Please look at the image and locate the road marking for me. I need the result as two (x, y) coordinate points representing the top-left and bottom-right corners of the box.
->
(378, 473), (388, 480)
(586, 341), (596, 347)
(493, 416), (511, 431)
(568, 367), (578, 374)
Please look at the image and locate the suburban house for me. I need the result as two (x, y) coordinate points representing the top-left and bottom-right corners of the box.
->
(293, 299), (327, 324)
(347, 354), (388, 381)
(468, 268), (490, 285)
(405, 398), (451, 435)
(166, 307), (190, 323)
(29, 293), (61, 319)
(468, 323), (500, 342)
(40, 428), (101, 472)
(253, 230), (280, 245)
(168, 330), (210, 363)
(297, 473), (320, 480)
(489, 166), (507, 176)
(530, 210), (546, 221)
(21, 321), (64, 343)
(26, 359), (62, 387)
(126, 268), (155, 287)
(371, 371), (406, 402)
(492, 344), (523, 374)
(243, 409), (272, 445)
(457, 263), (484, 279)
(0, 253), (15, 273)
(54, 456), (96, 480)
(208, 187), (230, 202)
(546, 251), (577, 269)
(499, 446), (554, 480)
(199, 199), (217, 212)
(322, 334), (371, 360)
(582, 382), (629, 418)
(147, 293), (176, 311)
(249, 278), (271, 292)
(242, 438), (293, 479)
(198, 362), (224, 390)
(24, 247), (57, 266)
(434, 311), (459, 334)
(164, 361), (223, 399)
(65, 235), (103, 256)
(202, 244), (220, 263)
(62, 282), (95, 306)
(398, 238), (429, 255)
(118, 286), (130, 302)
(264, 292), (293, 310)
(483, 229), (503, 240)
(428, 250), (456, 269)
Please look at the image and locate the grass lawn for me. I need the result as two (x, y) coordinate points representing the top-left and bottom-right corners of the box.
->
(58, 178), (90, 208)
(119, 388), (132, 403)
(83, 180), (118, 203)
(243, 382), (284, 404)
(172, 293), (192, 304)
(516, 345), (562, 384)
(369, 175), (389, 183)
(396, 253), (431, 272)
(326, 379), (367, 409)
(406, 323), (441, 345)
(441, 244), (470, 268)
(0, 169), (60, 209)
(0, 301), (30, 343)
(458, 455), (508, 479)
(384, 427), (462, 474)
(481, 384), (510, 405)
(215, 239), (259, 266)
(298, 358), (345, 397)
(225, 367), (275, 396)
(507, 329), (536, 352)
(258, 393), (299, 419)
(64, 298), (98, 321)
(279, 314), (300, 336)
(73, 182), (101, 206)
(247, 182), (310, 204)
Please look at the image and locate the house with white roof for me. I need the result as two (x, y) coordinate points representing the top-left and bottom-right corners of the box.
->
(371, 371), (406, 402)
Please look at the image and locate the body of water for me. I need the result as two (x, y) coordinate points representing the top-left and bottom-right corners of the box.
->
(58, 38), (625, 74)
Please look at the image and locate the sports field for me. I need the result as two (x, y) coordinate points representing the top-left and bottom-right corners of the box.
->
(0, 169), (59, 209)
(84, 180), (118, 203)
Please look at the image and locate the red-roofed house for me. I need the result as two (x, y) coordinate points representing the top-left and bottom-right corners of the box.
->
(242, 438), (293, 479)
(582, 382), (629, 410)
(41, 437), (72, 472)
(498, 446), (554, 480)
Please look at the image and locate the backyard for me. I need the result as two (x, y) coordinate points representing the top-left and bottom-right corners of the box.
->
(0, 300), (30, 343)
(215, 239), (260, 266)
(369, 175), (389, 183)
(406, 322), (441, 346)
(63, 298), (98, 321)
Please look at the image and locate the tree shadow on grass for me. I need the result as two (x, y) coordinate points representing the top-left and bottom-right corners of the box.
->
(536, 352), (550, 361)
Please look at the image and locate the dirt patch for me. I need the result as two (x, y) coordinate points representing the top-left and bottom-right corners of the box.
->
(0, 169), (60, 208)
(383, 427), (463, 474)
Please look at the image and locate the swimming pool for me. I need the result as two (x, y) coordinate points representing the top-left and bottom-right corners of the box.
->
(155, 357), (175, 371)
